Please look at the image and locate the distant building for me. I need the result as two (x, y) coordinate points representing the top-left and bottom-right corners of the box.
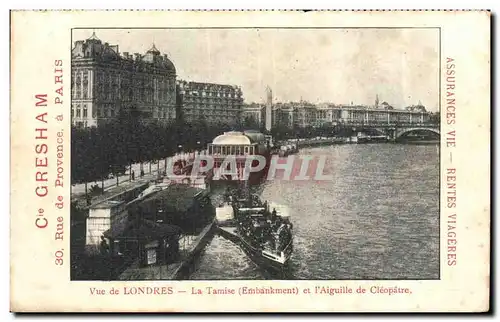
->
(270, 102), (432, 128)
(71, 33), (177, 127)
(405, 101), (427, 112)
(272, 103), (294, 128)
(330, 105), (431, 125)
(177, 80), (243, 125)
(380, 101), (394, 110)
(241, 103), (265, 128)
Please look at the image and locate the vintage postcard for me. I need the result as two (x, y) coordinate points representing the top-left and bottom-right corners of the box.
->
(10, 10), (490, 312)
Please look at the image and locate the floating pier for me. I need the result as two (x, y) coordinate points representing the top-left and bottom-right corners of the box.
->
(118, 219), (216, 280)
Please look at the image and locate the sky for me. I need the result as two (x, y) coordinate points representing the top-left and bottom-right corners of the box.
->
(73, 28), (440, 111)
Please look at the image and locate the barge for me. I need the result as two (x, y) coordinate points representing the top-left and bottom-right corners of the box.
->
(216, 192), (293, 272)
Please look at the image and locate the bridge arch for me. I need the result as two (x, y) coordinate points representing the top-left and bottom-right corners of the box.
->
(357, 127), (387, 136)
(396, 127), (440, 139)
(370, 128), (387, 136)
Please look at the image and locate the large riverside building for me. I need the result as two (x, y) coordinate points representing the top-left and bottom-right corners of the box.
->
(272, 103), (432, 128)
(71, 33), (177, 127)
(176, 80), (244, 125)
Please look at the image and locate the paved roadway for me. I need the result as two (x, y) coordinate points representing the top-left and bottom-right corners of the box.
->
(71, 152), (205, 197)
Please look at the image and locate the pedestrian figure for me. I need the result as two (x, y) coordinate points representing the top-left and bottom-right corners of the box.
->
(131, 170), (135, 181)
(99, 236), (109, 255)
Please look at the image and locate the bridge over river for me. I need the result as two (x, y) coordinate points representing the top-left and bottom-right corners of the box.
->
(339, 122), (439, 141)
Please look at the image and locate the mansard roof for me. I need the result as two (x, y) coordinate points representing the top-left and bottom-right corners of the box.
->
(72, 35), (176, 75)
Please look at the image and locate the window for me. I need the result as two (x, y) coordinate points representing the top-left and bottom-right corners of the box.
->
(146, 249), (157, 265)
(76, 107), (81, 117)
(71, 109), (74, 118)
(113, 241), (121, 256)
(83, 105), (88, 117)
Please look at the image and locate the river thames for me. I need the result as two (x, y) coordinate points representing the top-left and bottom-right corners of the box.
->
(190, 143), (440, 280)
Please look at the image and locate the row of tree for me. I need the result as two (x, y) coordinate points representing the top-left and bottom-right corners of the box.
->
(72, 119), (236, 187)
(71, 115), (329, 188)
(72, 112), (440, 189)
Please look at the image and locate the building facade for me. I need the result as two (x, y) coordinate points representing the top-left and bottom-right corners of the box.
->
(271, 103), (432, 129)
(334, 105), (431, 126)
(176, 80), (244, 125)
(71, 33), (177, 127)
(241, 103), (264, 128)
(272, 103), (293, 128)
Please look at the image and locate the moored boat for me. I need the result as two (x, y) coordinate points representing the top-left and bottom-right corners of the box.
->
(217, 192), (293, 272)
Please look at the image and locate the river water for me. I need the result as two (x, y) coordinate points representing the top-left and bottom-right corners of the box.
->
(190, 144), (440, 280)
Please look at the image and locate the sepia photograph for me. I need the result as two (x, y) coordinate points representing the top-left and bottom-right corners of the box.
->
(70, 28), (440, 281)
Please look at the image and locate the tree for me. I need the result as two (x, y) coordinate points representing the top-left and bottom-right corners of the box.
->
(429, 112), (440, 124)
(90, 126), (111, 191)
(73, 116), (293, 200)
(71, 126), (107, 199)
(241, 116), (259, 130)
